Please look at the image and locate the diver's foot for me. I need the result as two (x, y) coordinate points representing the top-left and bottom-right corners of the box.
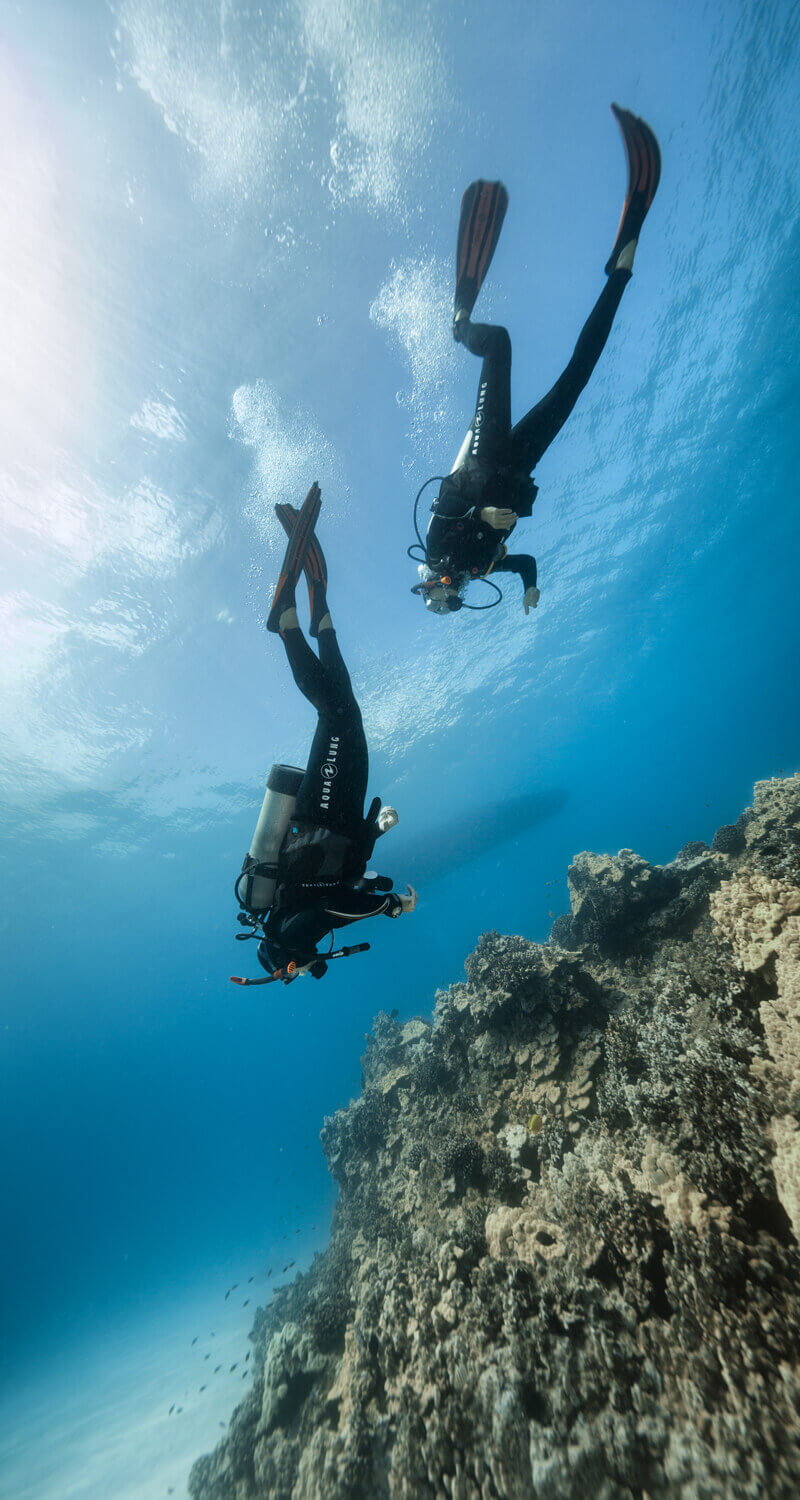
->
(266, 579), (297, 633)
(605, 104), (661, 276)
(308, 583), (329, 637)
(267, 483), (321, 633)
(278, 607), (299, 633)
(453, 308), (470, 343)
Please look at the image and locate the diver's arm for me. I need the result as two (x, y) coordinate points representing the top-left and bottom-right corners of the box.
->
(323, 889), (412, 925)
(364, 796), (398, 839)
(361, 798), (397, 868)
(492, 552), (538, 590)
(274, 885), (413, 951)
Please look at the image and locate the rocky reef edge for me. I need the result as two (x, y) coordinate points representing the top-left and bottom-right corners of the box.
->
(190, 775), (800, 1500)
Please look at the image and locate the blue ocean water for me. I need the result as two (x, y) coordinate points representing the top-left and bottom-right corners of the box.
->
(1, 0), (799, 1494)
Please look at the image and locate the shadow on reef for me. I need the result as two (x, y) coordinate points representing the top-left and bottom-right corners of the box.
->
(389, 786), (568, 888)
(190, 774), (800, 1500)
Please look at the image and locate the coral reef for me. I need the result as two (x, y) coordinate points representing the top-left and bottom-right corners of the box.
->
(190, 776), (800, 1500)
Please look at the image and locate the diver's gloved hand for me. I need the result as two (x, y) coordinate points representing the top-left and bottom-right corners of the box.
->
(523, 586), (541, 615)
(397, 885), (418, 914)
(481, 506), (518, 530)
(377, 806), (399, 834)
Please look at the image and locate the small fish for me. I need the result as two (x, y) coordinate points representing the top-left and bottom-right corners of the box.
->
(215, 1365), (221, 1373)
(245, 1352), (250, 1361)
(548, 910), (555, 918)
(219, 1421), (226, 1428)
(248, 1276), (254, 1283)
(295, 1229), (300, 1235)
(282, 1265), (288, 1273)
(210, 1331), (215, 1337)
(199, 1385), (206, 1392)
(528, 1113), (543, 1134)
(191, 1337), (198, 1345)
(242, 1370), (248, 1379)
(169, 1404), (175, 1415)
(288, 1260), (295, 1268)
(231, 1283), (238, 1290)
(230, 1363), (238, 1371)
(243, 1299), (250, 1306)
(177, 1406), (183, 1413)
(267, 1269), (273, 1277)
(224, 1291), (230, 1300)
(204, 1353), (210, 1360)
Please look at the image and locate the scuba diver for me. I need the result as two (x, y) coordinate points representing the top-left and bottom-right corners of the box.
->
(231, 482), (417, 988)
(412, 104), (661, 617)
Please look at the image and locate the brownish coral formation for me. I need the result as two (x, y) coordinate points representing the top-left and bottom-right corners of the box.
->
(189, 775), (800, 1500)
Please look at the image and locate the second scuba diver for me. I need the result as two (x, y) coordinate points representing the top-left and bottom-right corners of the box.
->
(413, 104), (661, 616)
(232, 483), (417, 988)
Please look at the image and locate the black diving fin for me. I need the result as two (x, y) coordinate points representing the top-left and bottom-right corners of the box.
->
(454, 179), (509, 326)
(275, 501), (329, 637)
(266, 481), (322, 633)
(605, 105), (661, 275)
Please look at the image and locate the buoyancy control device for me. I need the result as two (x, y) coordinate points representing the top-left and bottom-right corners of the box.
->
(236, 763), (305, 915)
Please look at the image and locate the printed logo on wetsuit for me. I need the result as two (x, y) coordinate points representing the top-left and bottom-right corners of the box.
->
(471, 381), (487, 457)
(320, 736), (340, 809)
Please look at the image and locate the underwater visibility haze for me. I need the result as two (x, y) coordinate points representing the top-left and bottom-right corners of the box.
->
(1, 0), (799, 1495)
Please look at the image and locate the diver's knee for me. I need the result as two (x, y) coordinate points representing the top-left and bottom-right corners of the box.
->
(488, 325), (511, 359)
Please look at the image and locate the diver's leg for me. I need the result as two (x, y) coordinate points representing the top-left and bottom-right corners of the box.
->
(293, 626), (369, 832)
(279, 620), (327, 710)
(508, 269), (630, 472)
(454, 320), (512, 468)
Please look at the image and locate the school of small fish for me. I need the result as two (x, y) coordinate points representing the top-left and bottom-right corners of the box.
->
(165, 1183), (322, 1418)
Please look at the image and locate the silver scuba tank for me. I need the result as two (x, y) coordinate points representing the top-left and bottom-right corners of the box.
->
(239, 763), (305, 914)
(451, 426), (473, 473)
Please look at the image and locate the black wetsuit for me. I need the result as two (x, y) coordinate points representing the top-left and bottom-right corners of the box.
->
(426, 268), (632, 587)
(259, 627), (401, 972)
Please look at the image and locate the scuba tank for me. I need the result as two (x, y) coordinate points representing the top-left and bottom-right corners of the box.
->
(236, 763), (305, 915)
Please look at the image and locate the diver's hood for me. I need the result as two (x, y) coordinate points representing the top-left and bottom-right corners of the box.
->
(417, 564), (464, 614)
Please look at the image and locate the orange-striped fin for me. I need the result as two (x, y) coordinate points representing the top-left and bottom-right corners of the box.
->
(605, 105), (661, 275)
(454, 179), (509, 321)
(266, 482), (322, 633)
(275, 498), (328, 635)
